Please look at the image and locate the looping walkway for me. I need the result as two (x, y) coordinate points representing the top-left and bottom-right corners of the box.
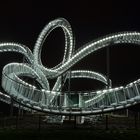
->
(1, 18), (140, 115)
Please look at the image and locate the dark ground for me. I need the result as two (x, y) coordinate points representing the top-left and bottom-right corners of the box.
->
(0, 128), (140, 140)
(0, 109), (140, 140)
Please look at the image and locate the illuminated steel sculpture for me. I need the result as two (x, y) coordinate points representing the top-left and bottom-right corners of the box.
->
(1, 18), (140, 116)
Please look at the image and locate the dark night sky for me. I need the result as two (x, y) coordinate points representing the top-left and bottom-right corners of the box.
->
(0, 0), (140, 91)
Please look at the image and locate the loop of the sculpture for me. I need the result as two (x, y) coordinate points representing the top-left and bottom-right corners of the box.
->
(0, 43), (33, 63)
(33, 18), (74, 78)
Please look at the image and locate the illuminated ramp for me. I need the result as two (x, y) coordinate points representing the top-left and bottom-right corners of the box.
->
(0, 18), (140, 116)
(84, 81), (140, 113)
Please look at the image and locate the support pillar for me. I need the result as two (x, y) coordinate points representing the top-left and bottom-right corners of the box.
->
(10, 98), (14, 117)
(105, 115), (108, 130)
(134, 112), (138, 130)
(38, 114), (41, 132)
